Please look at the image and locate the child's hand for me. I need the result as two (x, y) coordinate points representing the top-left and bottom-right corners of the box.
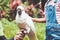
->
(14, 29), (25, 40)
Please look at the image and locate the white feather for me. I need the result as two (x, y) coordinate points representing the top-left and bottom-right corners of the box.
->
(15, 5), (38, 40)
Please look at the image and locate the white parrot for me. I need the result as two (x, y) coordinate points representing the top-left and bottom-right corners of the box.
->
(15, 5), (38, 40)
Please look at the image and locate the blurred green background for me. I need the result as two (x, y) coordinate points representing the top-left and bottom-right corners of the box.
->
(0, 0), (46, 40)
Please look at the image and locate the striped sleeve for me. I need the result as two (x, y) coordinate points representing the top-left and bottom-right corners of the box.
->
(56, 1), (60, 24)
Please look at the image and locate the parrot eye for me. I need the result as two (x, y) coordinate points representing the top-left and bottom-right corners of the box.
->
(17, 8), (22, 15)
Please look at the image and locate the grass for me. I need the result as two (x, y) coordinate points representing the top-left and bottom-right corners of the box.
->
(1, 18), (46, 40)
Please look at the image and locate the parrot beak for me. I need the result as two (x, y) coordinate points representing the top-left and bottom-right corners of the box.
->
(17, 8), (22, 15)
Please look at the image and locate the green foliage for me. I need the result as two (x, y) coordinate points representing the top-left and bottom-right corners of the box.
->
(2, 18), (45, 40)
(1, 18), (18, 38)
(34, 22), (45, 40)
(0, 0), (9, 14)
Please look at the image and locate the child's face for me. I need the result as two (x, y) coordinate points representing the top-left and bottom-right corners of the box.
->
(38, 2), (42, 8)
